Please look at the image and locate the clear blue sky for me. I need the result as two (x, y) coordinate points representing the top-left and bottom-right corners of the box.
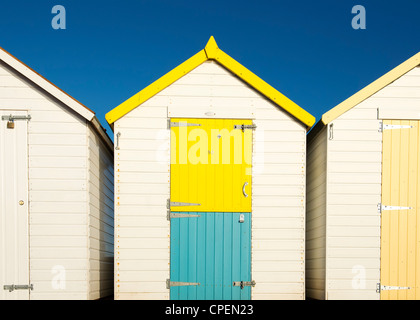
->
(1, 0), (419, 136)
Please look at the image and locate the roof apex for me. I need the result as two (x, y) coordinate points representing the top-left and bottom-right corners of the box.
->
(204, 36), (219, 58)
(106, 37), (316, 129)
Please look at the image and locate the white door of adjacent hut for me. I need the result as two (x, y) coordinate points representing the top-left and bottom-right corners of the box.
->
(0, 110), (30, 299)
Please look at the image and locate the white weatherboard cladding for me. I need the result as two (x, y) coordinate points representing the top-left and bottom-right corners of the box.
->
(115, 60), (306, 300)
(311, 66), (420, 300)
(325, 104), (382, 300)
(0, 61), (113, 299)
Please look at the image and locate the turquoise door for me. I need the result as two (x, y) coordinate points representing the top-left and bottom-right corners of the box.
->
(170, 212), (251, 300)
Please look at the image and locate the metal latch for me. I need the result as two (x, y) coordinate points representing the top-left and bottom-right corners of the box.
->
(1, 115), (32, 121)
(376, 283), (410, 293)
(233, 280), (256, 289)
(3, 284), (34, 292)
(2, 114), (31, 129)
(166, 279), (200, 289)
(234, 124), (257, 132)
(377, 203), (412, 213)
(115, 132), (121, 150)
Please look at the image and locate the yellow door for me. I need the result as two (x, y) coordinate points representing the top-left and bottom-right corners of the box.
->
(381, 120), (420, 300)
(170, 118), (252, 212)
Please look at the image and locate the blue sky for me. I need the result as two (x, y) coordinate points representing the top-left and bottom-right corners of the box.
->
(0, 0), (419, 135)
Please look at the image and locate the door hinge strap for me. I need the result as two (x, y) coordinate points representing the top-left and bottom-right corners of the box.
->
(378, 203), (412, 213)
(379, 122), (413, 132)
(234, 124), (257, 131)
(169, 213), (201, 219)
(169, 121), (201, 128)
(3, 284), (34, 292)
(166, 279), (200, 289)
(376, 283), (410, 293)
(168, 200), (201, 208)
(233, 280), (256, 289)
(1, 115), (31, 121)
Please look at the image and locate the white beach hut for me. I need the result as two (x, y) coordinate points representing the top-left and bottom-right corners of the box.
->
(306, 52), (420, 300)
(106, 37), (315, 300)
(0, 47), (114, 300)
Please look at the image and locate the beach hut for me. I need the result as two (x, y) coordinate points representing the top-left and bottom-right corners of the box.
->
(106, 36), (315, 300)
(0, 47), (114, 299)
(306, 52), (420, 300)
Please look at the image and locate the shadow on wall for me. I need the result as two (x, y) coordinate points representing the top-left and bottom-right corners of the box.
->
(91, 130), (114, 299)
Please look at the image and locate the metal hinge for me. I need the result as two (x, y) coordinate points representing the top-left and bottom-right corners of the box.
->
(3, 284), (34, 292)
(379, 122), (413, 132)
(169, 121), (201, 128)
(377, 203), (412, 213)
(166, 279), (200, 289)
(168, 213), (201, 220)
(169, 201), (201, 207)
(167, 200), (201, 220)
(233, 280), (256, 289)
(376, 283), (411, 293)
(234, 123), (257, 131)
(167, 200), (201, 208)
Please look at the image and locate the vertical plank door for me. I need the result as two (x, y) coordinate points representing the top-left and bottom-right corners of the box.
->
(0, 111), (30, 300)
(170, 212), (251, 300)
(170, 118), (252, 212)
(381, 120), (419, 300)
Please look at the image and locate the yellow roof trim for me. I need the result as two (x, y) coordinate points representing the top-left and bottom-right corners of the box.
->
(106, 36), (316, 128)
(322, 52), (420, 125)
(105, 49), (208, 124)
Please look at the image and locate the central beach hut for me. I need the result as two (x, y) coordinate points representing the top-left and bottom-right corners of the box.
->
(106, 37), (315, 300)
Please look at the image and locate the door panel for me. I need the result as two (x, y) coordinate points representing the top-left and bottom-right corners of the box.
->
(381, 119), (420, 300)
(170, 118), (252, 212)
(170, 212), (251, 300)
(0, 111), (29, 300)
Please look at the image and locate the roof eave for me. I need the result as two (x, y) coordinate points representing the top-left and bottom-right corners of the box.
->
(106, 36), (316, 130)
(0, 46), (95, 121)
(322, 52), (420, 125)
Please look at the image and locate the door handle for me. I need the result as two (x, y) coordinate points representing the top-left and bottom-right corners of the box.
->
(242, 182), (248, 198)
